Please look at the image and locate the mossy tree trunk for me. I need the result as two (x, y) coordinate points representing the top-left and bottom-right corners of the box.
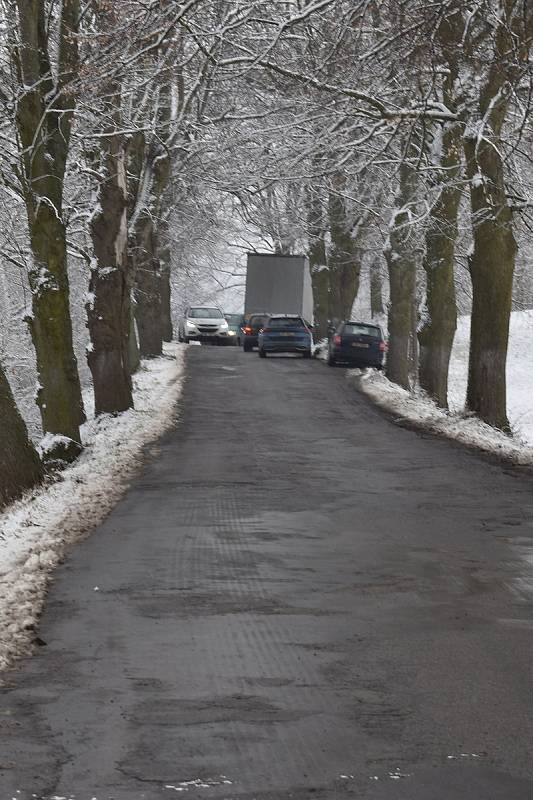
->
(385, 159), (419, 390)
(328, 173), (362, 323)
(464, 128), (516, 430)
(14, 0), (84, 445)
(439, 0), (530, 429)
(0, 363), (43, 508)
(418, 115), (462, 408)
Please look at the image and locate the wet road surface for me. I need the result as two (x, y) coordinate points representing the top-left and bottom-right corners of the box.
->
(3, 346), (533, 799)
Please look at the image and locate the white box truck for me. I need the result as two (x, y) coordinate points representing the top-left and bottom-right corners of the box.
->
(244, 253), (314, 324)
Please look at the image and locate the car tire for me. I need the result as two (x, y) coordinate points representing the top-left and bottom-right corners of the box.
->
(243, 342), (252, 352)
(259, 348), (267, 358)
(183, 336), (189, 344)
(327, 354), (336, 366)
(303, 350), (312, 359)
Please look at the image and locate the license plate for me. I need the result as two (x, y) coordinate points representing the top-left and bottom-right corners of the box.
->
(352, 342), (369, 348)
(279, 332), (295, 337)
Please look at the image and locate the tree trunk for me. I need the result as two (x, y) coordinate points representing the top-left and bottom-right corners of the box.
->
(418, 122), (461, 408)
(464, 134), (516, 430)
(27, 211), (85, 441)
(159, 237), (173, 342)
(307, 186), (329, 339)
(86, 7), (133, 415)
(385, 160), (419, 390)
(133, 216), (163, 357)
(88, 138), (132, 414)
(88, 132), (133, 414)
(128, 309), (141, 374)
(370, 259), (384, 318)
(328, 175), (362, 322)
(14, 0), (84, 447)
(0, 363), (43, 508)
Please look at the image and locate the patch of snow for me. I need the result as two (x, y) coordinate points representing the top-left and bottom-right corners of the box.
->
(449, 311), (533, 446)
(36, 433), (73, 458)
(0, 343), (185, 670)
(351, 310), (533, 462)
(355, 368), (533, 465)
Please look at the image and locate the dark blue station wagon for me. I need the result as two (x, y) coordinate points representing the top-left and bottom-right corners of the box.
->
(328, 321), (386, 368)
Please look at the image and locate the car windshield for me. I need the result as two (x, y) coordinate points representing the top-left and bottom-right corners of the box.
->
(188, 308), (223, 319)
(343, 324), (381, 338)
(268, 317), (305, 329)
(224, 314), (243, 324)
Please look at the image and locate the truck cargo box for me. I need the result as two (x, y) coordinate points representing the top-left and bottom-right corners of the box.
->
(245, 253), (314, 324)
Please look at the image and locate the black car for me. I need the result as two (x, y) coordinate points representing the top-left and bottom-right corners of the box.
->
(241, 313), (269, 352)
(328, 321), (386, 368)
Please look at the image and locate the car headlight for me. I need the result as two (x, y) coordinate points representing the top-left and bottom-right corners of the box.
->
(186, 320), (197, 329)
(227, 330), (236, 336)
(220, 320), (228, 330)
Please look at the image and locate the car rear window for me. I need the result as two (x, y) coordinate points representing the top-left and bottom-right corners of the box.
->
(225, 314), (243, 324)
(343, 324), (381, 338)
(268, 317), (305, 329)
(249, 315), (268, 326)
(189, 308), (223, 319)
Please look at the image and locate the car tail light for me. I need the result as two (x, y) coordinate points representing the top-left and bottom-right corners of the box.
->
(333, 334), (342, 346)
(379, 341), (387, 352)
(243, 326), (252, 334)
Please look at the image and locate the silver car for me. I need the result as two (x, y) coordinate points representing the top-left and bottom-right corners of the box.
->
(178, 306), (230, 344)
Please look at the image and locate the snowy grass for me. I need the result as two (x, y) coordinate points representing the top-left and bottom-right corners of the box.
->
(348, 309), (533, 465)
(0, 342), (186, 670)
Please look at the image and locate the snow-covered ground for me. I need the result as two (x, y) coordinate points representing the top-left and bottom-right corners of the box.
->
(355, 310), (533, 463)
(449, 311), (533, 444)
(0, 343), (185, 670)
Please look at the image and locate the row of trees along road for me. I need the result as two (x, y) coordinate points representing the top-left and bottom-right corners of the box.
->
(0, 1), (531, 509)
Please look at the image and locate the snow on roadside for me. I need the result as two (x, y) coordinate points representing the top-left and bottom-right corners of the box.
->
(449, 311), (533, 445)
(354, 368), (533, 466)
(0, 343), (186, 670)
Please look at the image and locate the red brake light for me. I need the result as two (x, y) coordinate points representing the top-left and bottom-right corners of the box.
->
(379, 341), (387, 352)
(243, 326), (252, 334)
(333, 334), (342, 346)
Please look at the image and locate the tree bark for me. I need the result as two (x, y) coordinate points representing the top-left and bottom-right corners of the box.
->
(132, 215), (163, 357)
(385, 160), (419, 390)
(370, 258), (384, 318)
(418, 121), (461, 408)
(328, 174), (362, 322)
(464, 132), (516, 430)
(128, 309), (141, 374)
(159, 232), (173, 342)
(0, 363), (43, 508)
(307, 186), (329, 339)
(14, 0), (84, 445)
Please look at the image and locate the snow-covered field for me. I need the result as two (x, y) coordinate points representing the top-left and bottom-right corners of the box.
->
(356, 310), (533, 462)
(0, 343), (185, 670)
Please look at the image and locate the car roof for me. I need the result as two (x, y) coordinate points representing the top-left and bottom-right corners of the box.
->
(268, 313), (303, 318)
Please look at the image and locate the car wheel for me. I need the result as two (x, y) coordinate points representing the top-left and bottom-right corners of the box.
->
(327, 354), (336, 366)
(303, 349), (312, 359)
(183, 336), (189, 344)
(243, 342), (252, 352)
(259, 348), (267, 358)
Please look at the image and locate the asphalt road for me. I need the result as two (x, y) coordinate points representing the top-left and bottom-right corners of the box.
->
(3, 346), (533, 800)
